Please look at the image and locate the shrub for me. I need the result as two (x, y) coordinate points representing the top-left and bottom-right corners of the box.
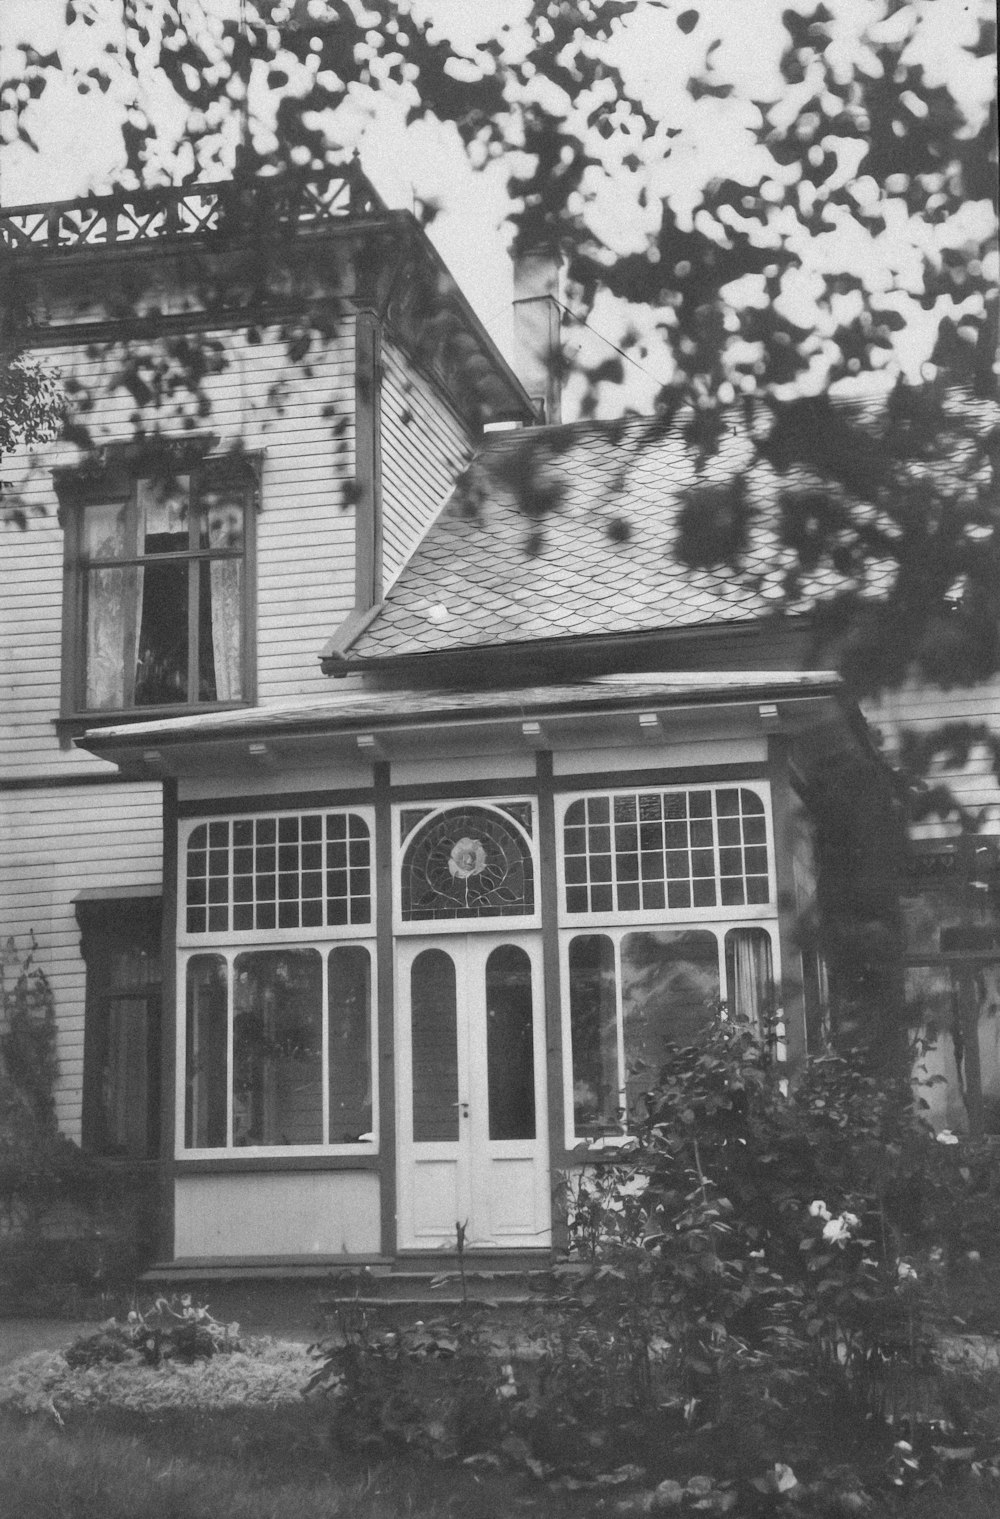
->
(0, 935), (157, 1308)
(65, 1296), (240, 1369)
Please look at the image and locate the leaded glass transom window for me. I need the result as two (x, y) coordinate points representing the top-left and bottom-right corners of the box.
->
(185, 812), (371, 934)
(563, 787), (770, 916)
(401, 805), (534, 921)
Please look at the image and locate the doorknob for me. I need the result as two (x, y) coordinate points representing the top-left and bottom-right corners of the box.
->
(454, 1101), (469, 1119)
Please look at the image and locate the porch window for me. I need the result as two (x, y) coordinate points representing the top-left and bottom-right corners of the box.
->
(184, 944), (373, 1152)
(565, 926), (774, 1141)
(61, 455), (257, 716)
(185, 811), (371, 934)
(562, 787), (770, 916)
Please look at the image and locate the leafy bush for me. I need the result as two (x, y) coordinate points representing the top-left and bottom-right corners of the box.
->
(311, 1010), (1000, 1507)
(65, 1296), (240, 1369)
(308, 1314), (508, 1462)
(0, 935), (156, 1307)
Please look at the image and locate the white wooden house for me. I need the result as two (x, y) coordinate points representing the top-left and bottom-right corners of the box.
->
(0, 173), (989, 1274)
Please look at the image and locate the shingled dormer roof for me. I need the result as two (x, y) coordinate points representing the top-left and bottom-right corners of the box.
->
(323, 409), (898, 674)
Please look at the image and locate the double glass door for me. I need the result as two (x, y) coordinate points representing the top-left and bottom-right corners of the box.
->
(396, 933), (550, 1250)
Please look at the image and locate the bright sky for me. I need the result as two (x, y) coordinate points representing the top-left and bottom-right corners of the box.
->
(0, 0), (995, 403)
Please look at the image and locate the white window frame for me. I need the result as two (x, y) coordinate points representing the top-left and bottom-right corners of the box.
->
(392, 797), (541, 935)
(555, 783), (777, 929)
(558, 920), (782, 1151)
(178, 806), (376, 948)
(177, 941), (378, 1160)
(177, 806), (378, 1159)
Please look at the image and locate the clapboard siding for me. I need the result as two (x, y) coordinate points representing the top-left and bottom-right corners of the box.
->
(863, 674), (1000, 832)
(0, 783), (162, 1139)
(2, 308), (360, 1143)
(379, 338), (473, 590)
(1, 320), (357, 776)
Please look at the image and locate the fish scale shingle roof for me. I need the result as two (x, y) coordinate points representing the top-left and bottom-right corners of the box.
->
(337, 412), (900, 665)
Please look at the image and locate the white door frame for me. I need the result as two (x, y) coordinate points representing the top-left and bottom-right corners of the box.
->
(395, 931), (550, 1251)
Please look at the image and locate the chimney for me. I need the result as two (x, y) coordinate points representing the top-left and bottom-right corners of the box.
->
(512, 249), (563, 426)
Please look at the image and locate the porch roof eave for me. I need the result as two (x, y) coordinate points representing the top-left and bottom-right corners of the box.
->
(73, 670), (862, 781)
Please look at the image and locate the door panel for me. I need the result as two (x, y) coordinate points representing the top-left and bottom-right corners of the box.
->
(397, 933), (550, 1250)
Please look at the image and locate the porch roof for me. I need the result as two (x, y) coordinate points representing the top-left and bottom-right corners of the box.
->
(76, 669), (866, 779)
(322, 410), (899, 673)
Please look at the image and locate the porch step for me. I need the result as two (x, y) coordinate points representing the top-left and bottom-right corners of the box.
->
(319, 1254), (557, 1317)
(142, 1255), (392, 1283)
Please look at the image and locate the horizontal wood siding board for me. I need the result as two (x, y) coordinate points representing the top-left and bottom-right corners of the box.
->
(379, 335), (472, 588)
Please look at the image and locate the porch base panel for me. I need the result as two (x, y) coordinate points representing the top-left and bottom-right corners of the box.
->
(173, 1172), (381, 1258)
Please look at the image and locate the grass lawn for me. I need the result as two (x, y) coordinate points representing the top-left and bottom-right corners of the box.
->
(2, 1401), (999, 1519)
(0, 1404), (598, 1519)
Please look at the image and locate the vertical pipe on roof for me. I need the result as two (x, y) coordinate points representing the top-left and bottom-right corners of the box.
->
(512, 249), (563, 426)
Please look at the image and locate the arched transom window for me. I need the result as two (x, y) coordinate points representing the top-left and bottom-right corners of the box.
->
(400, 804), (534, 921)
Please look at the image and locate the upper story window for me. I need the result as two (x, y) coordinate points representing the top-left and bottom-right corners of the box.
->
(59, 452), (257, 716)
(561, 786), (771, 918)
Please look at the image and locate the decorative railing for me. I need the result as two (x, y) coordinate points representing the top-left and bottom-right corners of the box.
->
(0, 165), (388, 256)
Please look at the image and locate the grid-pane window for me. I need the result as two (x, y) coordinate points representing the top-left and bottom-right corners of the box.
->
(185, 812), (372, 934)
(563, 787), (769, 915)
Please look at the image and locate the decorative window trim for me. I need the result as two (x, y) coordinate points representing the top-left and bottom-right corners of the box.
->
(558, 921), (781, 1150)
(555, 783), (775, 927)
(392, 798), (541, 934)
(57, 445), (259, 720)
(178, 806), (375, 946)
(177, 940), (377, 1159)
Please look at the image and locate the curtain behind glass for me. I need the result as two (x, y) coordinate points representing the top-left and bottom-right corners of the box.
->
(207, 489), (244, 700)
(725, 928), (774, 1030)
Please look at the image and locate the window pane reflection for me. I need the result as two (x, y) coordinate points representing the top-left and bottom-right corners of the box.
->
(411, 949), (459, 1142)
(622, 930), (719, 1120)
(185, 955), (228, 1148)
(233, 950), (323, 1146)
(569, 934), (619, 1136)
(486, 945), (535, 1141)
(328, 946), (372, 1143)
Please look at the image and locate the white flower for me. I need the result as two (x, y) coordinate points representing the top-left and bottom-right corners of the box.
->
(448, 837), (487, 880)
(897, 1261), (918, 1282)
(774, 1463), (799, 1494)
(808, 1200), (831, 1220)
(820, 1209), (857, 1245)
(936, 1129), (960, 1145)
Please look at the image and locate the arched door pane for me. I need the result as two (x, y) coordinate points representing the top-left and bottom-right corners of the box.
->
(485, 945), (536, 1141)
(411, 948), (459, 1142)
